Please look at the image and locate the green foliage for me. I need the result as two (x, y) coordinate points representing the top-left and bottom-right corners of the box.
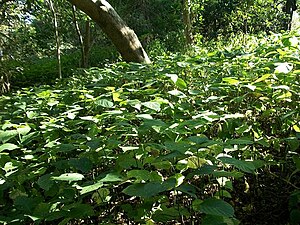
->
(192, 0), (289, 40)
(0, 32), (299, 224)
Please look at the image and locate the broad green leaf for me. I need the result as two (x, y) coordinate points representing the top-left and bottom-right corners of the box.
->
(38, 174), (54, 191)
(15, 196), (41, 214)
(26, 111), (38, 119)
(136, 114), (153, 120)
(253, 74), (271, 83)
(198, 198), (234, 217)
(95, 98), (114, 108)
(176, 184), (197, 198)
(100, 172), (124, 182)
(127, 170), (151, 181)
(79, 182), (103, 195)
(120, 146), (139, 152)
(222, 77), (239, 85)
(79, 116), (99, 123)
(0, 130), (18, 143)
(69, 158), (93, 173)
(92, 188), (110, 204)
(17, 124), (31, 135)
(292, 155), (300, 170)
(276, 91), (292, 100)
(47, 100), (59, 107)
(122, 179), (176, 198)
(274, 62), (293, 74)
(152, 205), (190, 222)
(166, 73), (178, 84)
(218, 157), (256, 173)
(56, 144), (76, 152)
(226, 138), (253, 145)
(168, 90), (187, 98)
(188, 135), (209, 144)
(52, 173), (84, 181)
(142, 102), (161, 112)
(201, 215), (239, 225)
(176, 78), (187, 89)
(0, 143), (19, 152)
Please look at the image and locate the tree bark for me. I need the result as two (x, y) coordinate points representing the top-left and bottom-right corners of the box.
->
(67, 0), (151, 64)
(183, 0), (193, 45)
(47, 0), (62, 79)
(283, 0), (297, 30)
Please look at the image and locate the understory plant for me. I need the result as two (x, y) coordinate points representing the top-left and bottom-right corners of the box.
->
(0, 32), (299, 225)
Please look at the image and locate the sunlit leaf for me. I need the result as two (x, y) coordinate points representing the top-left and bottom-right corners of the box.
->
(79, 182), (103, 195)
(52, 173), (84, 181)
(142, 101), (161, 112)
(0, 130), (18, 143)
(274, 63), (293, 74)
(222, 77), (239, 85)
(95, 98), (114, 108)
(0, 143), (19, 152)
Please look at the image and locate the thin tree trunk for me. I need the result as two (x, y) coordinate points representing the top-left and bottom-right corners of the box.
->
(183, 0), (193, 45)
(47, 0), (62, 79)
(71, 5), (86, 67)
(83, 20), (91, 67)
(67, 0), (150, 64)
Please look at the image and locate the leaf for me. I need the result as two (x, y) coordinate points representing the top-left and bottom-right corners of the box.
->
(152, 205), (189, 222)
(218, 157), (256, 173)
(175, 78), (187, 89)
(79, 182), (103, 195)
(292, 155), (300, 170)
(69, 158), (93, 173)
(274, 62), (293, 74)
(293, 124), (300, 133)
(95, 98), (114, 108)
(17, 125), (31, 136)
(198, 198), (234, 217)
(222, 77), (239, 85)
(56, 144), (76, 152)
(0, 143), (19, 152)
(201, 215), (239, 225)
(100, 173), (124, 182)
(92, 188), (110, 204)
(0, 130), (18, 143)
(226, 138), (253, 145)
(168, 89), (187, 98)
(142, 102), (161, 112)
(127, 170), (151, 181)
(38, 174), (54, 191)
(52, 173), (84, 181)
(122, 179), (176, 198)
(253, 74), (271, 83)
(165, 73), (187, 89)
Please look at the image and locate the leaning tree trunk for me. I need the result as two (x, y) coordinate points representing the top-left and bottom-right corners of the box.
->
(67, 0), (151, 64)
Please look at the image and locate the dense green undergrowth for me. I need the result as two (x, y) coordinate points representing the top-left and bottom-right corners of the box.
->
(0, 33), (299, 225)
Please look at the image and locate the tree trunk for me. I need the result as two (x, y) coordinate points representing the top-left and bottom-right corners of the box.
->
(183, 0), (193, 45)
(83, 20), (91, 67)
(72, 5), (92, 68)
(47, 0), (62, 79)
(283, 0), (297, 30)
(67, 0), (151, 64)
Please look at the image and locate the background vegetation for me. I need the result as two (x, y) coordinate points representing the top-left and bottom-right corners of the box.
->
(0, 0), (299, 224)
